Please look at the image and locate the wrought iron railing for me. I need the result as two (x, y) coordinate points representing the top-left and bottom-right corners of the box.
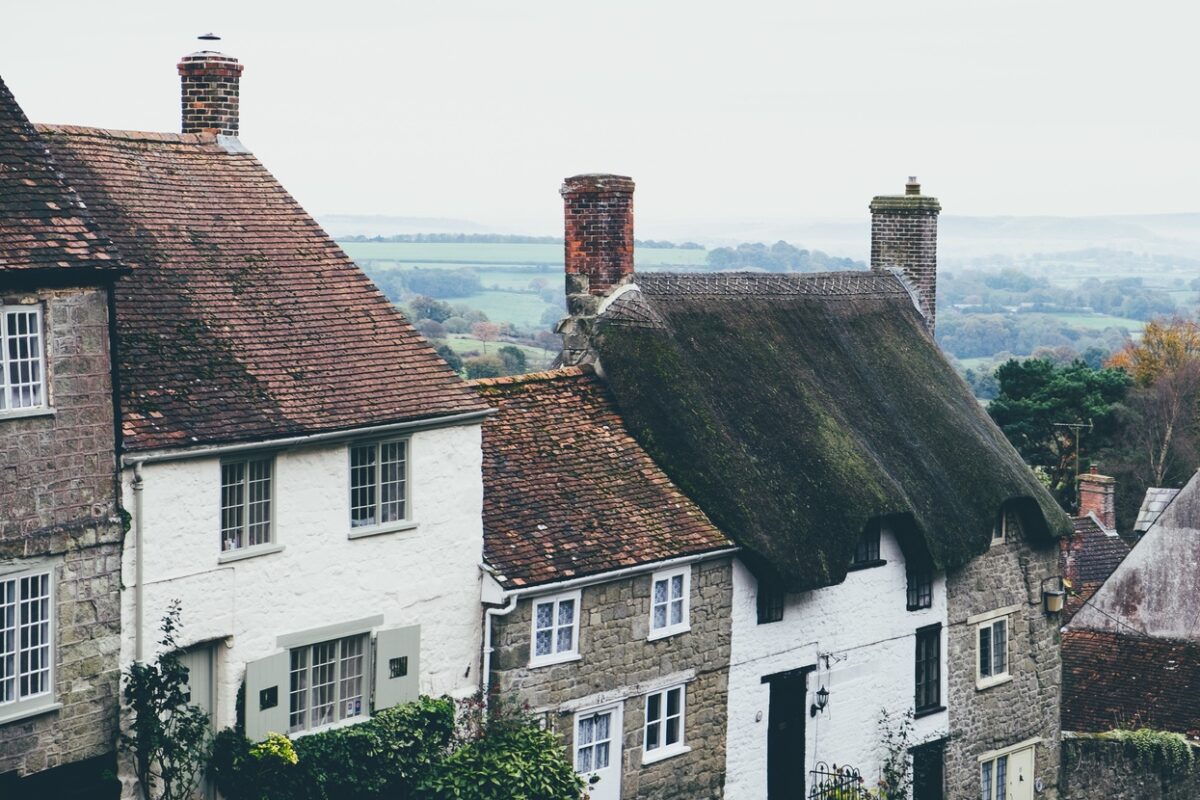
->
(808, 762), (871, 800)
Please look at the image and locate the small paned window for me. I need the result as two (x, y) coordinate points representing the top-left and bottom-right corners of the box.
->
(221, 457), (273, 551)
(914, 624), (942, 714)
(0, 570), (54, 715)
(287, 634), (367, 733)
(850, 528), (883, 569)
(575, 708), (614, 774)
(1, 305), (45, 412)
(643, 685), (686, 762)
(350, 439), (409, 529)
(529, 592), (580, 666)
(756, 579), (785, 624)
(649, 568), (690, 639)
(906, 569), (933, 611)
(980, 754), (1008, 800)
(977, 617), (1009, 687)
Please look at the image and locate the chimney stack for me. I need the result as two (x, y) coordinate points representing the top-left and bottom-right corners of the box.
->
(870, 177), (940, 333)
(1078, 466), (1117, 530)
(178, 36), (243, 137)
(561, 174), (635, 300)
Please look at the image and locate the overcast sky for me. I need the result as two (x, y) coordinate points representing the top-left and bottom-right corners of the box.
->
(3, 1), (1198, 234)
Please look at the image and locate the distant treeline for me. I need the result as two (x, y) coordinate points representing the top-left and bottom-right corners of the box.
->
(705, 241), (863, 272)
(341, 232), (705, 249)
(370, 268), (482, 301)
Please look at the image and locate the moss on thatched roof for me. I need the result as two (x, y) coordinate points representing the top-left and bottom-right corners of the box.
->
(594, 272), (1070, 591)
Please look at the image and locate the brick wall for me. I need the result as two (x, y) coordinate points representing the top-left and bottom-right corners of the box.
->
(869, 190), (940, 333)
(561, 174), (635, 298)
(178, 52), (243, 136)
(490, 558), (733, 799)
(944, 515), (1063, 798)
(0, 286), (123, 781)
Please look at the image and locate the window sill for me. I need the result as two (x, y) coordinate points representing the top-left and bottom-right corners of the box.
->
(906, 604), (933, 612)
(529, 652), (582, 670)
(975, 674), (1013, 692)
(642, 744), (690, 765)
(0, 407), (55, 422)
(289, 714), (367, 739)
(348, 520), (419, 540)
(218, 543), (285, 564)
(846, 559), (887, 573)
(914, 705), (946, 719)
(647, 624), (691, 642)
(0, 701), (62, 726)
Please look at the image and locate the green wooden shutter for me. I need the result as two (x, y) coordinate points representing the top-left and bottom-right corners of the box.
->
(373, 625), (420, 711)
(244, 651), (289, 742)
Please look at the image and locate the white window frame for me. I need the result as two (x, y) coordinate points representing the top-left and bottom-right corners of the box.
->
(0, 304), (48, 416)
(642, 684), (688, 764)
(219, 454), (276, 558)
(529, 590), (582, 668)
(647, 567), (690, 640)
(348, 437), (414, 537)
(573, 702), (622, 782)
(970, 605), (1019, 689)
(286, 632), (370, 736)
(0, 565), (58, 723)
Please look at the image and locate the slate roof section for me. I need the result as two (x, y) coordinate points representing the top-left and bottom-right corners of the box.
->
(37, 125), (485, 451)
(0, 77), (120, 274)
(1062, 629), (1200, 738)
(593, 271), (1071, 591)
(1062, 515), (1130, 622)
(472, 367), (733, 588)
(1134, 487), (1180, 534)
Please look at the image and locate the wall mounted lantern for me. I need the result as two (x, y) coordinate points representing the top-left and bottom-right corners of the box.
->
(810, 686), (829, 717)
(1042, 576), (1066, 614)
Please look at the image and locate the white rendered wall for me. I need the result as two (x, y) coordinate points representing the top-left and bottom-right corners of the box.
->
(724, 530), (948, 799)
(118, 422), (484, 730)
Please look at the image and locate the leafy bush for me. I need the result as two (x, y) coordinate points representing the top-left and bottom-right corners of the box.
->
(1103, 728), (1194, 773)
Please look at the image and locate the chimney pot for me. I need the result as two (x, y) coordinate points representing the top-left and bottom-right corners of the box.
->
(905, 176), (920, 196)
(177, 45), (243, 137)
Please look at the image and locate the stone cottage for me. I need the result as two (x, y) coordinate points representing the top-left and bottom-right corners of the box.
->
(474, 367), (736, 800)
(554, 174), (1071, 799)
(0, 77), (126, 797)
(25, 42), (492, 795)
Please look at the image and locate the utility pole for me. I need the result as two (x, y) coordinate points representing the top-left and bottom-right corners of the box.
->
(1053, 419), (1094, 512)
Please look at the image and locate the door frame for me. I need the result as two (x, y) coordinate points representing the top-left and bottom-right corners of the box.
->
(572, 701), (624, 800)
(978, 737), (1040, 800)
(763, 665), (817, 800)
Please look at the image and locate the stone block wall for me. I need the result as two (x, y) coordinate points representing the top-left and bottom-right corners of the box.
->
(490, 557), (733, 800)
(945, 515), (1062, 799)
(1060, 737), (1200, 799)
(0, 286), (123, 782)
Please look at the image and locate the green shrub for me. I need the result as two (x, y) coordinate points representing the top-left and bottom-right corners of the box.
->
(1103, 728), (1195, 773)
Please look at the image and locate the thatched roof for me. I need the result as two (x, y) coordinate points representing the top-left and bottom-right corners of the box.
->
(593, 271), (1070, 591)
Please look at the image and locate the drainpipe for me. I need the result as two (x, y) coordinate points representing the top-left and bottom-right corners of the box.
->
(481, 591), (518, 713)
(132, 461), (145, 662)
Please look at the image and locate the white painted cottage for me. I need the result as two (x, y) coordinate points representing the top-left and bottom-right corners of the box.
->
(35, 43), (491, 770)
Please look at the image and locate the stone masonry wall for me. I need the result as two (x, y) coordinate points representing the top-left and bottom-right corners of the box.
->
(1060, 737), (1200, 799)
(0, 286), (123, 779)
(945, 514), (1062, 799)
(490, 558), (733, 800)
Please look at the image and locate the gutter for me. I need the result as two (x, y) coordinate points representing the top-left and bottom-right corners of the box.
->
(120, 407), (494, 467)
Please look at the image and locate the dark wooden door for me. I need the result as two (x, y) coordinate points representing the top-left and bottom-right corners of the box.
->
(912, 738), (945, 800)
(767, 668), (811, 800)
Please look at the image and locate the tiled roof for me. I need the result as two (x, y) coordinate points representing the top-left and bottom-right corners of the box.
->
(1063, 629), (1200, 738)
(1134, 487), (1180, 533)
(37, 125), (485, 451)
(473, 367), (733, 588)
(0, 78), (120, 274)
(1062, 515), (1130, 622)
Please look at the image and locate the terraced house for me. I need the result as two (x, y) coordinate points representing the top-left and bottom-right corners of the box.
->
(555, 174), (1071, 799)
(475, 367), (737, 800)
(10, 44), (491, 796)
(0, 76), (126, 798)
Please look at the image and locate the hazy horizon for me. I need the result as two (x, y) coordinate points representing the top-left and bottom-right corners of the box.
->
(5, 1), (1200, 234)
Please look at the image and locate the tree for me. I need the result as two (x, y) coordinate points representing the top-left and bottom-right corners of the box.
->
(471, 322), (502, 353)
(497, 345), (527, 376)
(436, 344), (463, 374)
(988, 359), (1131, 509)
(408, 296), (454, 324)
(1107, 317), (1200, 386)
(122, 601), (213, 800)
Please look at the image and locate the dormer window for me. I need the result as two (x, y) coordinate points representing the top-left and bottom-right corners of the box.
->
(906, 569), (933, 610)
(849, 528), (884, 571)
(1, 305), (46, 413)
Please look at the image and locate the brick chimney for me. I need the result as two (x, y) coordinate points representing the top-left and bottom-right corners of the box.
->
(1078, 466), (1117, 530)
(870, 177), (940, 333)
(178, 39), (243, 137)
(561, 174), (635, 299)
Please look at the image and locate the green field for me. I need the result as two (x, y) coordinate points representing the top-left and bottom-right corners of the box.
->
(442, 335), (554, 369)
(340, 241), (709, 268)
(1033, 311), (1144, 335)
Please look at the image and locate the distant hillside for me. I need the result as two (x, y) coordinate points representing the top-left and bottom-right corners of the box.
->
(319, 214), (492, 237)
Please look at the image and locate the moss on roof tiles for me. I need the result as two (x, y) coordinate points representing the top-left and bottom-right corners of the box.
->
(594, 275), (1070, 591)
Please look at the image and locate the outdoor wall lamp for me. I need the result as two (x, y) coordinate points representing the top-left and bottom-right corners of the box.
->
(1042, 576), (1066, 614)
(810, 686), (829, 717)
